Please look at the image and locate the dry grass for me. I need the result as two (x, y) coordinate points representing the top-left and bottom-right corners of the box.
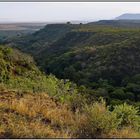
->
(0, 90), (75, 138)
(106, 127), (140, 138)
(0, 89), (140, 138)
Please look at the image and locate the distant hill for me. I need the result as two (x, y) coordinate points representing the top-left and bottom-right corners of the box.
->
(115, 13), (140, 20)
(0, 23), (46, 31)
(87, 20), (140, 28)
(0, 23), (47, 44)
(88, 14), (140, 27)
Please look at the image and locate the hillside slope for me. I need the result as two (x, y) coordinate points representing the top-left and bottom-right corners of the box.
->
(0, 89), (75, 138)
(0, 45), (81, 97)
(9, 24), (77, 55)
(0, 45), (83, 138)
(6, 23), (140, 104)
(0, 25), (140, 138)
(88, 20), (140, 28)
(36, 27), (140, 85)
(0, 45), (48, 92)
(1, 88), (140, 138)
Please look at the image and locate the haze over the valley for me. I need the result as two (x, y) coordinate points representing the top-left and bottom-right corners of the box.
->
(1, 2), (140, 23)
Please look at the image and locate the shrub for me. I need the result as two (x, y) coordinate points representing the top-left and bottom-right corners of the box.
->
(110, 88), (126, 100)
(113, 103), (140, 130)
(73, 100), (140, 138)
(68, 93), (87, 112)
(74, 99), (119, 138)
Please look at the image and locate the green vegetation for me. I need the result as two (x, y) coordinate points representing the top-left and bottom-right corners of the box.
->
(8, 24), (77, 55)
(1, 21), (140, 138)
(10, 23), (140, 107)
(0, 45), (86, 105)
(0, 89), (140, 138)
(0, 45), (45, 92)
(74, 100), (140, 138)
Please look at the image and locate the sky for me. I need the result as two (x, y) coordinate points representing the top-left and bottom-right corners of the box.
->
(1, 2), (140, 23)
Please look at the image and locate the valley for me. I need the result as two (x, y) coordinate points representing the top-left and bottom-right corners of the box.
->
(0, 18), (140, 138)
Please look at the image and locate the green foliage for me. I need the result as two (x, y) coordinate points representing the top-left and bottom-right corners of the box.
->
(74, 100), (140, 138)
(1, 23), (140, 138)
(3, 23), (140, 108)
(74, 100), (119, 138)
(113, 103), (140, 130)
(0, 46), (90, 112)
(110, 88), (126, 100)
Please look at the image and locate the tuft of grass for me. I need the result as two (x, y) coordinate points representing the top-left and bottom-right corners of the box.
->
(107, 127), (140, 138)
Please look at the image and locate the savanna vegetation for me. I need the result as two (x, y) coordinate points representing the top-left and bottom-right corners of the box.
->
(7, 22), (140, 107)
(1, 20), (140, 138)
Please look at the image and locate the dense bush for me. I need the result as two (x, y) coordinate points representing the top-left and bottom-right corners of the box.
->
(4, 23), (140, 105)
(113, 103), (140, 130)
(74, 100), (119, 138)
(74, 100), (140, 138)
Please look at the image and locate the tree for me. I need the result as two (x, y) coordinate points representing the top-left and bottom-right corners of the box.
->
(66, 21), (71, 25)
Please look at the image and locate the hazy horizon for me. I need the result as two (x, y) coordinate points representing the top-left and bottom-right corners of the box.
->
(1, 2), (140, 23)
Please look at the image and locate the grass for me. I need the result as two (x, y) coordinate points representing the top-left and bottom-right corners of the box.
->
(0, 87), (140, 138)
(0, 89), (75, 138)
